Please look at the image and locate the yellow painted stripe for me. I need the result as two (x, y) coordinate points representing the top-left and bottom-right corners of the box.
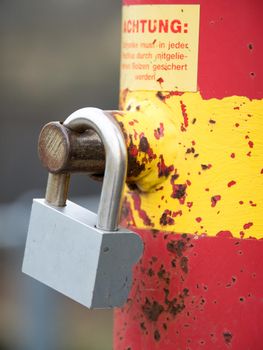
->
(116, 91), (263, 239)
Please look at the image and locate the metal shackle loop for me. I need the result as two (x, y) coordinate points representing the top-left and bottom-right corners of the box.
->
(62, 108), (127, 232)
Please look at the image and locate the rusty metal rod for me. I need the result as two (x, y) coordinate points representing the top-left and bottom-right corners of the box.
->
(38, 121), (106, 175)
(45, 173), (70, 206)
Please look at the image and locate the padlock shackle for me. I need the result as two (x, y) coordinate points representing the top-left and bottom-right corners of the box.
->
(63, 108), (127, 231)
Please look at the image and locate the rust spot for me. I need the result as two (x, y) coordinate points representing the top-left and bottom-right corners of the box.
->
(147, 268), (155, 277)
(223, 332), (233, 344)
(127, 182), (138, 191)
(127, 154), (145, 178)
(142, 298), (164, 322)
(183, 288), (189, 296)
(167, 239), (186, 257)
(228, 180), (236, 187)
(154, 329), (161, 341)
(156, 91), (166, 101)
(160, 210), (175, 226)
(186, 147), (195, 154)
(170, 180), (187, 200)
(165, 293), (186, 317)
(171, 259), (176, 267)
(138, 135), (156, 161)
(157, 265), (170, 284)
(140, 322), (146, 331)
(139, 136), (149, 153)
(180, 257), (189, 273)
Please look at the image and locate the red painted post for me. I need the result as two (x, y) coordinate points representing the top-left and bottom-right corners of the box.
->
(114, 1), (263, 349)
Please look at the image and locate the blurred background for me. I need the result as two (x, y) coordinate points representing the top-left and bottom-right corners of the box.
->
(0, 0), (122, 349)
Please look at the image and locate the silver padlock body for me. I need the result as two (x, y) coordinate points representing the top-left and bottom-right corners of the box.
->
(22, 199), (143, 308)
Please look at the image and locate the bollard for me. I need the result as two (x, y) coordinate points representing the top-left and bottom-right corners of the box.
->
(113, 0), (263, 349)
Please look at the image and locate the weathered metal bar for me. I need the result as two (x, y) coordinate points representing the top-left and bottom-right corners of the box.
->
(45, 173), (70, 207)
(38, 121), (105, 174)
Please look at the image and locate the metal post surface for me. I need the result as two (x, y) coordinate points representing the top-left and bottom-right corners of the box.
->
(113, 0), (263, 349)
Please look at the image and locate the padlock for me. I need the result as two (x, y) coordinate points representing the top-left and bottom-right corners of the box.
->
(22, 108), (143, 308)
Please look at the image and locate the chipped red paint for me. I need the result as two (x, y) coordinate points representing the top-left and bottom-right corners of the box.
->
(131, 192), (154, 227)
(157, 155), (174, 178)
(157, 77), (164, 86)
(122, 0), (263, 100)
(154, 123), (164, 140)
(248, 140), (254, 148)
(228, 180), (236, 187)
(121, 196), (136, 226)
(160, 210), (175, 226)
(128, 136), (139, 157)
(114, 229), (263, 349)
(211, 195), (221, 207)
(216, 230), (233, 238)
(172, 210), (182, 217)
(139, 135), (157, 161)
(243, 222), (253, 230)
(180, 100), (189, 129)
